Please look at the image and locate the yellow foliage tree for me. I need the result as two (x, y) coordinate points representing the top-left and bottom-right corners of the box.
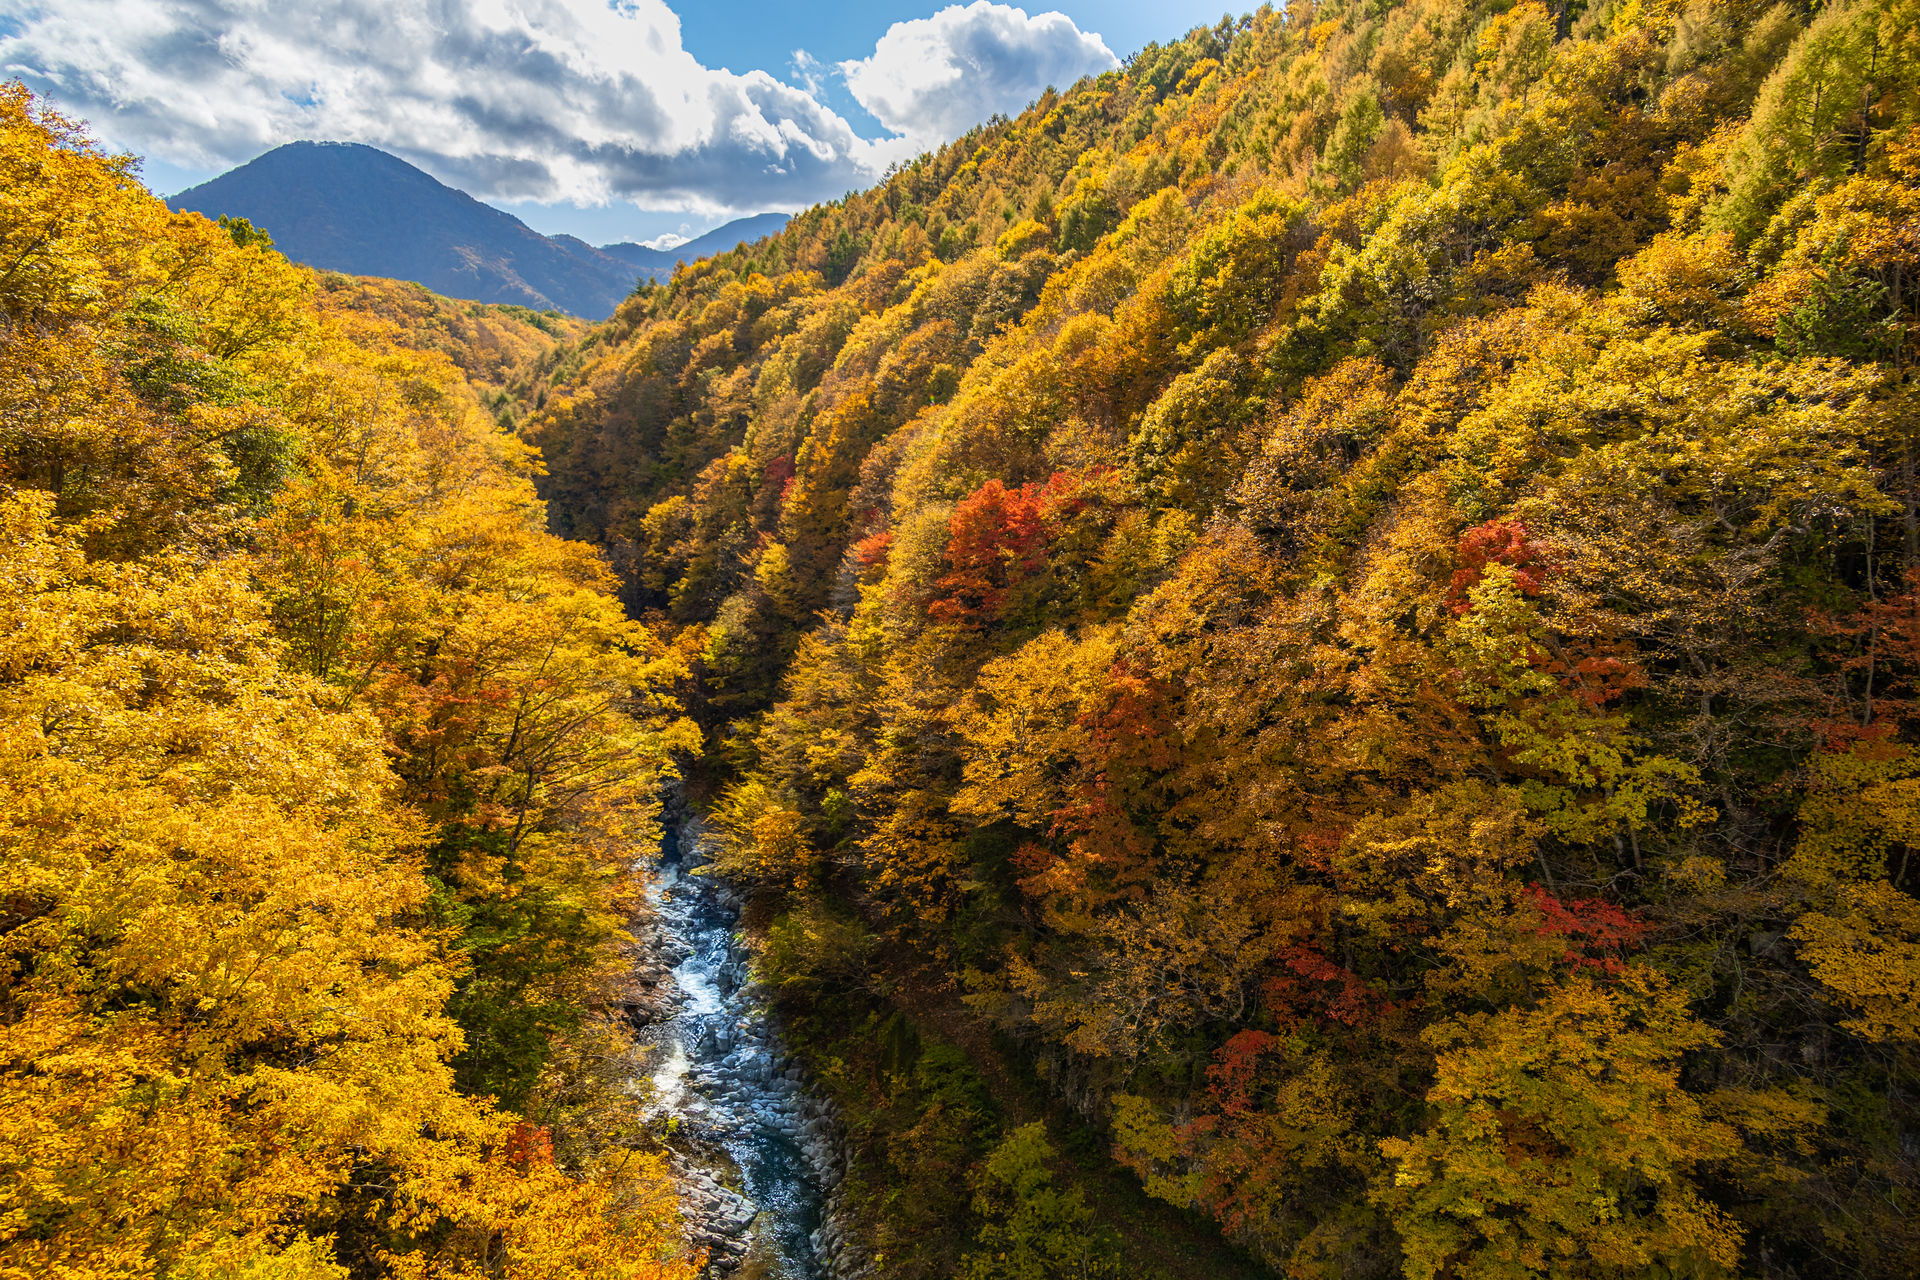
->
(1380, 967), (1742, 1280)
(0, 84), (695, 1280)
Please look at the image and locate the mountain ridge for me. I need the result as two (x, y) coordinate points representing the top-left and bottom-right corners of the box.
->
(170, 141), (786, 319)
(512, 3), (1920, 1276)
(598, 212), (792, 278)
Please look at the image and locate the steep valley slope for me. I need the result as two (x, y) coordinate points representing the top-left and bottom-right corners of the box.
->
(515, 2), (1920, 1277)
(9, 0), (1920, 1277)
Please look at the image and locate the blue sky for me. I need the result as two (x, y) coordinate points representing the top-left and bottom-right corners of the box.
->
(672, 2), (1232, 126)
(4, 2), (1235, 247)
(677, 2), (1231, 74)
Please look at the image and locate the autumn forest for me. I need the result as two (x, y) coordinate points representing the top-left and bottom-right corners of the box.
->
(6, 0), (1920, 1277)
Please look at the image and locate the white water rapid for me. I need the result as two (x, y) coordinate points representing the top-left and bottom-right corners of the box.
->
(631, 820), (857, 1278)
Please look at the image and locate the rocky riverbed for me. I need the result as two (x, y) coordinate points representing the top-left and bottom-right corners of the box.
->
(630, 821), (870, 1279)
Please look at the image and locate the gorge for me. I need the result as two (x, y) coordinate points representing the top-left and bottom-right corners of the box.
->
(5, 1), (1920, 1278)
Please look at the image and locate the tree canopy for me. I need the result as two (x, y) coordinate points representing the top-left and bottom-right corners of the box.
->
(510, 1), (1920, 1275)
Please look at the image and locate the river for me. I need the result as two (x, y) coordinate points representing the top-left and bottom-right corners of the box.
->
(633, 820), (852, 1278)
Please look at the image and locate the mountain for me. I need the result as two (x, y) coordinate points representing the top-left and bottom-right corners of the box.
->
(513, 3), (1920, 1278)
(22, 1), (1920, 1278)
(599, 212), (790, 279)
(170, 142), (631, 317)
(170, 142), (782, 318)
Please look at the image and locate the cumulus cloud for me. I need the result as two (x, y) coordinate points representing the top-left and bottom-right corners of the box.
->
(840, 2), (1117, 149)
(0, 0), (875, 212)
(0, 0), (1114, 213)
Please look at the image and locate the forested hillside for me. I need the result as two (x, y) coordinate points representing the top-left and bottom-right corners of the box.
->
(518, 1), (1920, 1276)
(310, 277), (587, 405)
(0, 87), (697, 1278)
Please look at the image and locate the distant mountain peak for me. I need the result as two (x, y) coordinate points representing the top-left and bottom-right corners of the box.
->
(170, 144), (786, 319)
(597, 213), (793, 279)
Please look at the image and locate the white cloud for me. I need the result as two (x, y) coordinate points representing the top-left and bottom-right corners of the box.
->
(789, 49), (826, 99)
(0, 0), (870, 213)
(0, 0), (1114, 214)
(839, 2), (1116, 149)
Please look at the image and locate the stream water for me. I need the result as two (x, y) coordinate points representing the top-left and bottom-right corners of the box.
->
(633, 822), (844, 1278)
